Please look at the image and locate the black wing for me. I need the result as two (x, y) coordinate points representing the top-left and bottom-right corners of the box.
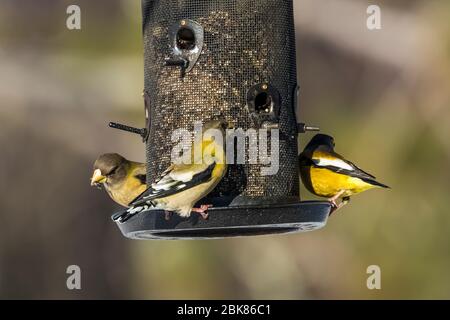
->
(310, 150), (377, 181)
(131, 163), (216, 206)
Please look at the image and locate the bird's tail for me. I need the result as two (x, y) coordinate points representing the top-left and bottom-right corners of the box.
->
(363, 178), (390, 189)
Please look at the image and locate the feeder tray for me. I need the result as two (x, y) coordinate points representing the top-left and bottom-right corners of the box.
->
(113, 201), (331, 240)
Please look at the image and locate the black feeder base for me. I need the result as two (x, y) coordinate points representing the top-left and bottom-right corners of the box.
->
(113, 201), (331, 240)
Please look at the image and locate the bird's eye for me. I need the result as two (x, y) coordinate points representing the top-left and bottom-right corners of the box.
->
(108, 166), (119, 176)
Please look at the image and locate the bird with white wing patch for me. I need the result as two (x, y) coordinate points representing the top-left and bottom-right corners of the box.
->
(119, 119), (229, 222)
(299, 134), (389, 213)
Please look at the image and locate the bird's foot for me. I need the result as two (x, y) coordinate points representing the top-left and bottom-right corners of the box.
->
(328, 190), (347, 215)
(191, 204), (213, 220)
(164, 211), (172, 221)
(329, 199), (338, 209)
(329, 200), (339, 215)
(329, 197), (350, 216)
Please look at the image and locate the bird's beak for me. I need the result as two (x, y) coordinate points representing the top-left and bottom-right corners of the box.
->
(91, 169), (107, 186)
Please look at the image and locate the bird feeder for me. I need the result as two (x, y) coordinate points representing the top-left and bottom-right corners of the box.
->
(110, 0), (331, 239)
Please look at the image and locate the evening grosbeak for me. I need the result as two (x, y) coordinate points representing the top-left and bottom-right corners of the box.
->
(90, 153), (147, 207)
(118, 120), (228, 222)
(299, 134), (389, 213)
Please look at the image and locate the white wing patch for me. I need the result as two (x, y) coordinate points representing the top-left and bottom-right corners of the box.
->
(149, 169), (194, 192)
(127, 205), (149, 214)
(312, 158), (354, 171)
(169, 170), (194, 183)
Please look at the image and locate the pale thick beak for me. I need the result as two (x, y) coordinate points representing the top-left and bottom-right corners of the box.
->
(91, 169), (107, 186)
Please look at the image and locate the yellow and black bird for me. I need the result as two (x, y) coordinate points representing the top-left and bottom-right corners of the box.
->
(90, 153), (147, 207)
(299, 134), (389, 212)
(124, 120), (228, 221)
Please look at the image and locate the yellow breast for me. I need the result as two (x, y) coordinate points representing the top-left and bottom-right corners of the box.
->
(303, 166), (376, 198)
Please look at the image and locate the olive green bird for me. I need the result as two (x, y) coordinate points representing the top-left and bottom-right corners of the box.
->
(90, 153), (147, 207)
(299, 134), (389, 213)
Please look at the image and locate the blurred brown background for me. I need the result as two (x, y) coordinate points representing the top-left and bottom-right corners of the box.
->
(1, 0), (450, 299)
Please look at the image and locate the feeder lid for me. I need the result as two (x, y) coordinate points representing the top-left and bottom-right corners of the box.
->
(112, 201), (331, 240)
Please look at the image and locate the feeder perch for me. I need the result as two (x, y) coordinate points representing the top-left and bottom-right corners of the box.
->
(110, 0), (331, 239)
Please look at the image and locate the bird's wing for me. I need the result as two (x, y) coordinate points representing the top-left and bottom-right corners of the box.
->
(311, 150), (377, 180)
(338, 154), (376, 179)
(130, 162), (216, 206)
